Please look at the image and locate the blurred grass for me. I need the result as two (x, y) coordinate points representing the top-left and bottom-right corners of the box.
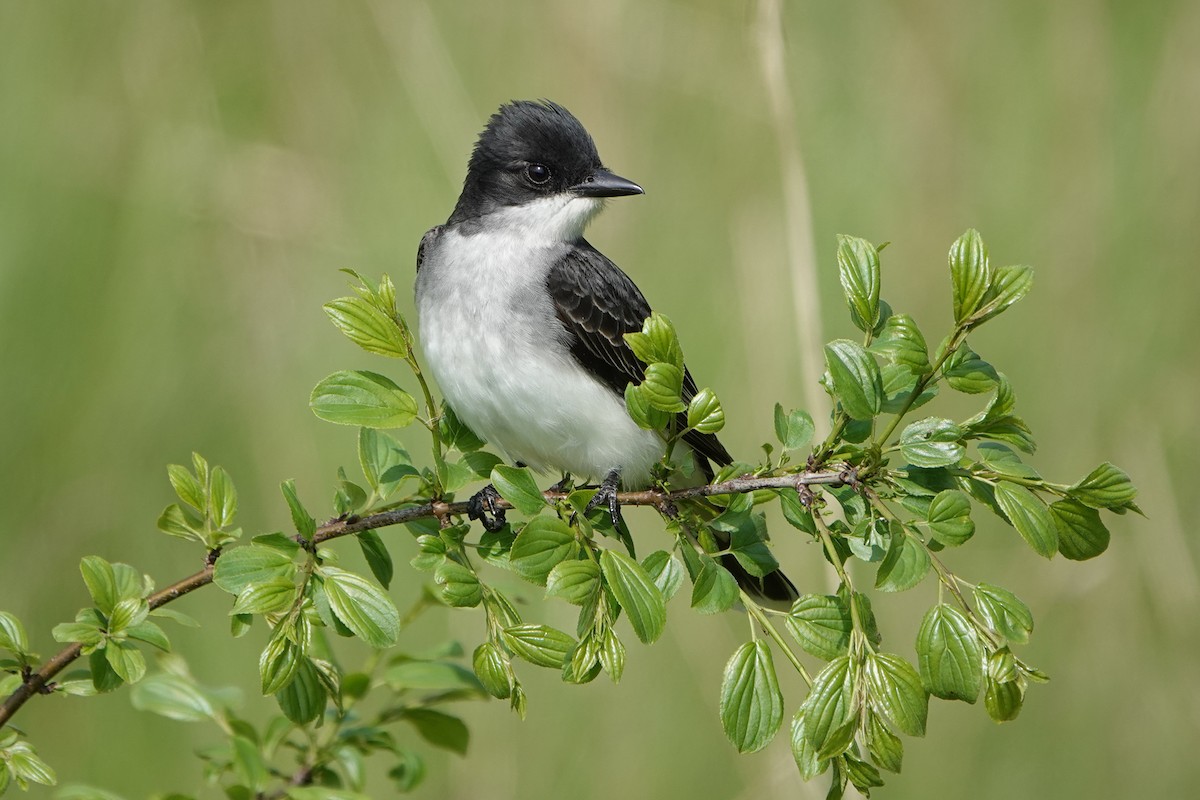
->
(1, 0), (1197, 797)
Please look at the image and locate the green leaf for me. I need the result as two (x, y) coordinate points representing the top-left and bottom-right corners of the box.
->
(439, 459), (476, 494)
(875, 526), (930, 592)
(231, 734), (268, 791)
(824, 339), (883, 420)
(490, 465), (547, 515)
(720, 641), (785, 753)
(565, 632), (601, 684)
(105, 639), (147, 684)
(150, 608), (201, 628)
(357, 530), (394, 588)
(973, 583), (1034, 644)
(167, 463), (206, 512)
(687, 388), (725, 434)
(209, 466), (237, 529)
(319, 567), (401, 647)
(502, 624), (576, 668)
(949, 228), (989, 324)
(279, 479), (316, 540)
(111, 563), (145, 604)
(800, 655), (856, 757)
(461, 450), (504, 480)
(977, 442), (1041, 480)
(598, 627), (626, 683)
(52, 620), (104, 648)
(333, 477), (364, 520)
(785, 594), (852, 661)
(401, 708), (469, 755)
(690, 555), (740, 614)
(600, 549), (667, 644)
(80, 556), (118, 615)
(386, 660), (481, 693)
(545, 559), (600, 605)
(916, 605), (983, 702)
(623, 382), (670, 430)
(866, 710), (904, 773)
(130, 671), (218, 722)
(720, 513), (779, 578)
(89, 648), (123, 693)
(0, 612), (29, 654)
(994, 481), (1058, 558)
(640, 362), (686, 413)
(774, 404), (815, 450)
(865, 652), (927, 736)
(324, 295), (407, 357)
(1049, 499), (1111, 560)
(641, 551), (685, 601)
(213, 546), (296, 595)
(275, 657), (326, 725)
(259, 631), (301, 694)
(790, 710), (829, 781)
(310, 370), (418, 429)
(871, 314), (931, 373)
(125, 621), (171, 652)
(289, 788), (374, 800)
(944, 343), (998, 394)
(230, 578), (297, 616)
(926, 489), (975, 546)
(439, 404), (486, 452)
(509, 516), (575, 584)
(434, 561), (482, 608)
(844, 754), (885, 793)
(5, 743), (56, 789)
(899, 418), (965, 468)
(976, 264), (1034, 323)
(779, 489), (817, 534)
(984, 677), (1024, 722)
(360, 428), (418, 498)
(837, 234), (881, 331)
(1068, 462), (1138, 510)
(472, 642), (514, 699)
(156, 503), (201, 542)
(624, 311), (683, 368)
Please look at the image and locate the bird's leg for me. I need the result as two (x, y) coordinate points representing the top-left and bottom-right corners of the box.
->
(466, 484), (506, 532)
(548, 472), (573, 495)
(584, 468), (624, 529)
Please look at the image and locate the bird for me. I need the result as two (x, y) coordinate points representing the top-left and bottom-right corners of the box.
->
(414, 100), (796, 604)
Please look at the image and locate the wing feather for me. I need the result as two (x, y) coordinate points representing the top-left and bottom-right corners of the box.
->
(546, 242), (732, 473)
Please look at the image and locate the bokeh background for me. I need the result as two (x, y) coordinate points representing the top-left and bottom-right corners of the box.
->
(2, 1), (1197, 797)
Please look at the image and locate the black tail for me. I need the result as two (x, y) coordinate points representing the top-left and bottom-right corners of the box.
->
(720, 553), (799, 609)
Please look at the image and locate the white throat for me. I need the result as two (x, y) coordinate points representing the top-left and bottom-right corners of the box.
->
(487, 194), (604, 244)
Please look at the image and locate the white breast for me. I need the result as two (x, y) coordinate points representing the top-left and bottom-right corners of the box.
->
(415, 214), (665, 486)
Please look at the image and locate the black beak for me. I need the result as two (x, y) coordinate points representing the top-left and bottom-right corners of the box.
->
(571, 169), (644, 198)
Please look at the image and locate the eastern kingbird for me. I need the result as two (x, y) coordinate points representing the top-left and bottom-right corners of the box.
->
(414, 100), (795, 603)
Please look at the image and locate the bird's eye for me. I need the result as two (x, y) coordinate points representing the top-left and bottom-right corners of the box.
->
(525, 163), (551, 185)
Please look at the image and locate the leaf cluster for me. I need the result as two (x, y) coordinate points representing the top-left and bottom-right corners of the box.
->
(0, 233), (1139, 799)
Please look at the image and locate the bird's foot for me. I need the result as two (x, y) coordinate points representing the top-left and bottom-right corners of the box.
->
(584, 468), (625, 530)
(466, 484), (507, 532)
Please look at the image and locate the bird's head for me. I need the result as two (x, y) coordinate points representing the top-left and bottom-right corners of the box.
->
(449, 100), (643, 241)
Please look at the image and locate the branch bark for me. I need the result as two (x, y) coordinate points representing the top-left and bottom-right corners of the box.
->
(0, 467), (844, 728)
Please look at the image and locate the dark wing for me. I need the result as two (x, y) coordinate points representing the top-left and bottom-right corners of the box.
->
(546, 241), (733, 474)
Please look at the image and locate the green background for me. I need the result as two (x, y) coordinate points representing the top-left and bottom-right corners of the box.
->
(1, 1), (1196, 797)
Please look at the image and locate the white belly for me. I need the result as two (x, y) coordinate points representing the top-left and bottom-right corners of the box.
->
(416, 227), (664, 485)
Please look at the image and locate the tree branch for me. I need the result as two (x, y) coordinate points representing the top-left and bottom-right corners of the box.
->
(0, 467), (845, 728)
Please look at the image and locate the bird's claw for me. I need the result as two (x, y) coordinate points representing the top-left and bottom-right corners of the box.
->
(467, 484), (507, 532)
(584, 468), (624, 530)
